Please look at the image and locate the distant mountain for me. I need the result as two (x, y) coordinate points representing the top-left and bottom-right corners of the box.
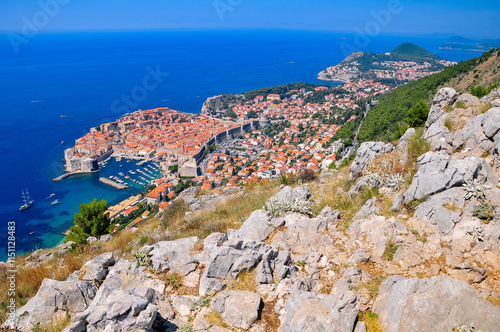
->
(440, 36), (500, 51)
(390, 42), (442, 61)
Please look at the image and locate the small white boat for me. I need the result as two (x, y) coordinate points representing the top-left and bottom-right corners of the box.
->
(51, 199), (60, 205)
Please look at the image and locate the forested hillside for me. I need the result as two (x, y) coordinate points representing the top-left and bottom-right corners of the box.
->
(358, 48), (500, 142)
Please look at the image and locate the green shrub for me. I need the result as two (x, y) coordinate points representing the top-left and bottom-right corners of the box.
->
(65, 199), (112, 245)
(405, 99), (430, 128)
(473, 203), (496, 223)
(299, 169), (318, 183)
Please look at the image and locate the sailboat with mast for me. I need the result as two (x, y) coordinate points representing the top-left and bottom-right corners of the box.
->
(20, 189), (34, 211)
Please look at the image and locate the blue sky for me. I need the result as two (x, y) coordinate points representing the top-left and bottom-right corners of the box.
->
(0, 0), (499, 39)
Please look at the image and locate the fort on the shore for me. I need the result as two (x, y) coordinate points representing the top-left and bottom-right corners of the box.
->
(62, 107), (270, 179)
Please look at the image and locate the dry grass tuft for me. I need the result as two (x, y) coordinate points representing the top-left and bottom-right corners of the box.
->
(405, 128), (430, 180)
(260, 299), (281, 332)
(31, 314), (72, 332)
(444, 116), (456, 133)
(164, 183), (279, 241)
(206, 309), (231, 329)
(313, 175), (376, 232)
(358, 310), (383, 332)
(366, 149), (404, 178)
(480, 101), (493, 113)
(487, 295), (500, 306)
(229, 270), (257, 292)
(443, 203), (461, 211)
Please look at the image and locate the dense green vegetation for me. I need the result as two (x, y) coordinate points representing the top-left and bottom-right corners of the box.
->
(471, 80), (499, 98)
(404, 99), (430, 128)
(332, 118), (361, 141)
(224, 109), (237, 118)
(355, 43), (443, 72)
(65, 199), (112, 244)
(304, 86), (343, 104)
(357, 53), (489, 142)
(243, 82), (323, 101)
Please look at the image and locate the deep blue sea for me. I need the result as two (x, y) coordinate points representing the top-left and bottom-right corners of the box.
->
(0, 30), (482, 261)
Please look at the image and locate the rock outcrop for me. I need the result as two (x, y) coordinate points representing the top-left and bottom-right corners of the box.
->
(373, 275), (500, 332)
(3, 279), (96, 331)
(201, 94), (244, 116)
(350, 142), (394, 178)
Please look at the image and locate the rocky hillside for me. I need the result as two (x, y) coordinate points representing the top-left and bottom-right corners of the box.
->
(200, 94), (244, 117)
(439, 51), (500, 94)
(2, 88), (500, 331)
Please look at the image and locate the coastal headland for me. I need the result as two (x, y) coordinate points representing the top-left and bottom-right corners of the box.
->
(318, 42), (457, 84)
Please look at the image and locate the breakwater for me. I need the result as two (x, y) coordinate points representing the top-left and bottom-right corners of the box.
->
(99, 177), (128, 190)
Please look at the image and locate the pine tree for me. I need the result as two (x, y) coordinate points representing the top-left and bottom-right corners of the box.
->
(405, 99), (430, 128)
(66, 199), (111, 244)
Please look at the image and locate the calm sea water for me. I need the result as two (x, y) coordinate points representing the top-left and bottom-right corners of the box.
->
(0, 30), (482, 261)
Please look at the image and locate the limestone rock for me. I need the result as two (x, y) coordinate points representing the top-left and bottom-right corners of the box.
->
(414, 187), (466, 235)
(192, 307), (213, 331)
(348, 216), (408, 261)
(268, 186), (311, 207)
(80, 252), (116, 283)
(354, 197), (380, 219)
(373, 275), (500, 332)
(99, 234), (112, 243)
(278, 289), (359, 332)
(171, 295), (200, 317)
(350, 142), (394, 178)
(203, 232), (227, 256)
(455, 93), (480, 108)
(392, 246), (427, 270)
(200, 240), (266, 295)
(403, 152), (495, 203)
(396, 127), (416, 150)
(316, 205), (340, 229)
(453, 113), (494, 153)
(145, 237), (199, 276)
(211, 290), (262, 330)
(86, 236), (97, 243)
(424, 117), (454, 152)
(491, 99), (500, 107)
(292, 186), (312, 201)
(3, 279), (96, 331)
(63, 259), (165, 332)
(284, 212), (327, 233)
(232, 209), (274, 242)
(481, 107), (500, 138)
(348, 248), (371, 264)
(480, 87), (500, 102)
(426, 87), (457, 128)
(348, 173), (380, 198)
